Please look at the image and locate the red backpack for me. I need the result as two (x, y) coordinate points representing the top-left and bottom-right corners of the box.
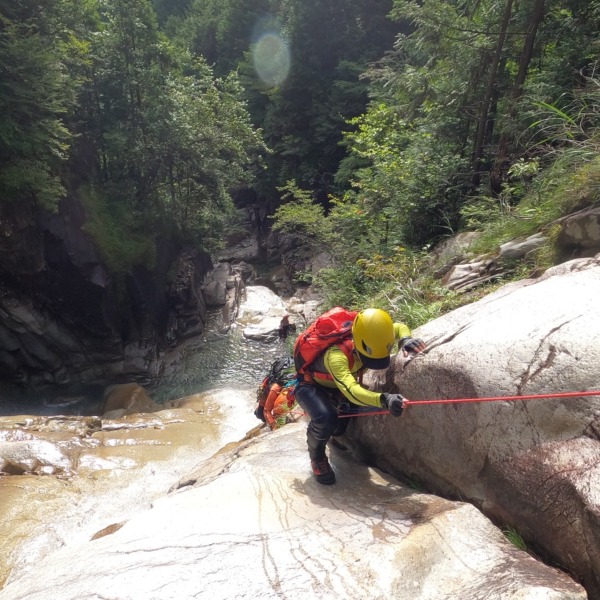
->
(293, 307), (358, 380)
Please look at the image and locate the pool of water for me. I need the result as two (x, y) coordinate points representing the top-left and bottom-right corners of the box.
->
(0, 382), (107, 417)
(0, 309), (293, 416)
(148, 311), (293, 403)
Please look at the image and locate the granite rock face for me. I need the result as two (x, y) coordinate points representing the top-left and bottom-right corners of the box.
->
(0, 196), (216, 387)
(556, 207), (600, 258)
(0, 422), (586, 600)
(349, 254), (600, 598)
(0, 387), (259, 588)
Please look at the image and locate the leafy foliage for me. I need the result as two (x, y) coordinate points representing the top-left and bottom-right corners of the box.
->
(80, 185), (156, 273)
(3, 0), (600, 320)
(0, 0), (90, 209)
(0, 0), (267, 259)
(467, 70), (600, 258)
(172, 0), (272, 75)
(271, 181), (330, 244)
(175, 0), (401, 206)
(312, 247), (464, 328)
(502, 525), (528, 552)
(75, 0), (267, 251)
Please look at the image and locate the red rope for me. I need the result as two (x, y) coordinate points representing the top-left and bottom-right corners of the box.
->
(336, 389), (600, 418)
(406, 389), (600, 406)
(338, 410), (390, 418)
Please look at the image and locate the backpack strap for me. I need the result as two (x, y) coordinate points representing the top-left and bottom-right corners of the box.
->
(304, 337), (356, 383)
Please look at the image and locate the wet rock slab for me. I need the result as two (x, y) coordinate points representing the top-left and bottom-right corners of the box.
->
(0, 387), (258, 589)
(0, 423), (585, 600)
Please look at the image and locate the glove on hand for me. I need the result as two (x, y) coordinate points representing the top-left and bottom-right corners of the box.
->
(254, 405), (266, 422)
(399, 337), (426, 354)
(380, 393), (405, 417)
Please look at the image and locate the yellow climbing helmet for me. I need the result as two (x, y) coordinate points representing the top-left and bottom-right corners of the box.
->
(352, 308), (395, 369)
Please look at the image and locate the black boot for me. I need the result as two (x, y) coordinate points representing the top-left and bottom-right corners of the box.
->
(307, 430), (336, 485)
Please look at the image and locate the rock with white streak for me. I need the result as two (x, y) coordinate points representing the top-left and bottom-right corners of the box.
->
(0, 424), (585, 600)
(0, 439), (73, 476)
(352, 253), (600, 598)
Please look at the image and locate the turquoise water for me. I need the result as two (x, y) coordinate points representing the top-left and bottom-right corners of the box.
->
(148, 310), (293, 403)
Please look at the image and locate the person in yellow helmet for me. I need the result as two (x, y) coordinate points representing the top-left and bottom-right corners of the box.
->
(295, 308), (425, 485)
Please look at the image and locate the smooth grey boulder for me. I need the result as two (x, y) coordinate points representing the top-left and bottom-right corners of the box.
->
(201, 262), (232, 306)
(499, 232), (546, 259)
(350, 254), (600, 598)
(0, 439), (73, 476)
(556, 207), (600, 256)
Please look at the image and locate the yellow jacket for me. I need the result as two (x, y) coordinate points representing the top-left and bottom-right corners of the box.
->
(310, 322), (411, 407)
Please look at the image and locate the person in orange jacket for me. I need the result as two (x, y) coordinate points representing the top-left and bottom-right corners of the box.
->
(262, 383), (297, 430)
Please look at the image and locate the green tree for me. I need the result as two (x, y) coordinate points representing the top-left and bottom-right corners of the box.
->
(331, 0), (600, 249)
(154, 62), (267, 244)
(490, 0), (600, 190)
(175, 0), (400, 208)
(271, 180), (330, 244)
(81, 0), (171, 204)
(0, 0), (90, 209)
(174, 0), (272, 75)
(256, 0), (400, 205)
(77, 0), (267, 249)
(152, 0), (191, 27)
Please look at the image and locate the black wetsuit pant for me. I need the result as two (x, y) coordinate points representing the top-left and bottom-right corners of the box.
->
(295, 382), (350, 456)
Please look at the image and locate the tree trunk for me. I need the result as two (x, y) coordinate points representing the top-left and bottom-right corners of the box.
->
(490, 0), (546, 194)
(471, 0), (514, 190)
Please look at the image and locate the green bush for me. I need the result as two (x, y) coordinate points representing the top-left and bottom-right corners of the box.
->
(80, 185), (156, 274)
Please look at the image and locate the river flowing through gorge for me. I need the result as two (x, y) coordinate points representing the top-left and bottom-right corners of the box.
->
(0, 297), (291, 418)
(149, 307), (291, 403)
(0, 276), (595, 599)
